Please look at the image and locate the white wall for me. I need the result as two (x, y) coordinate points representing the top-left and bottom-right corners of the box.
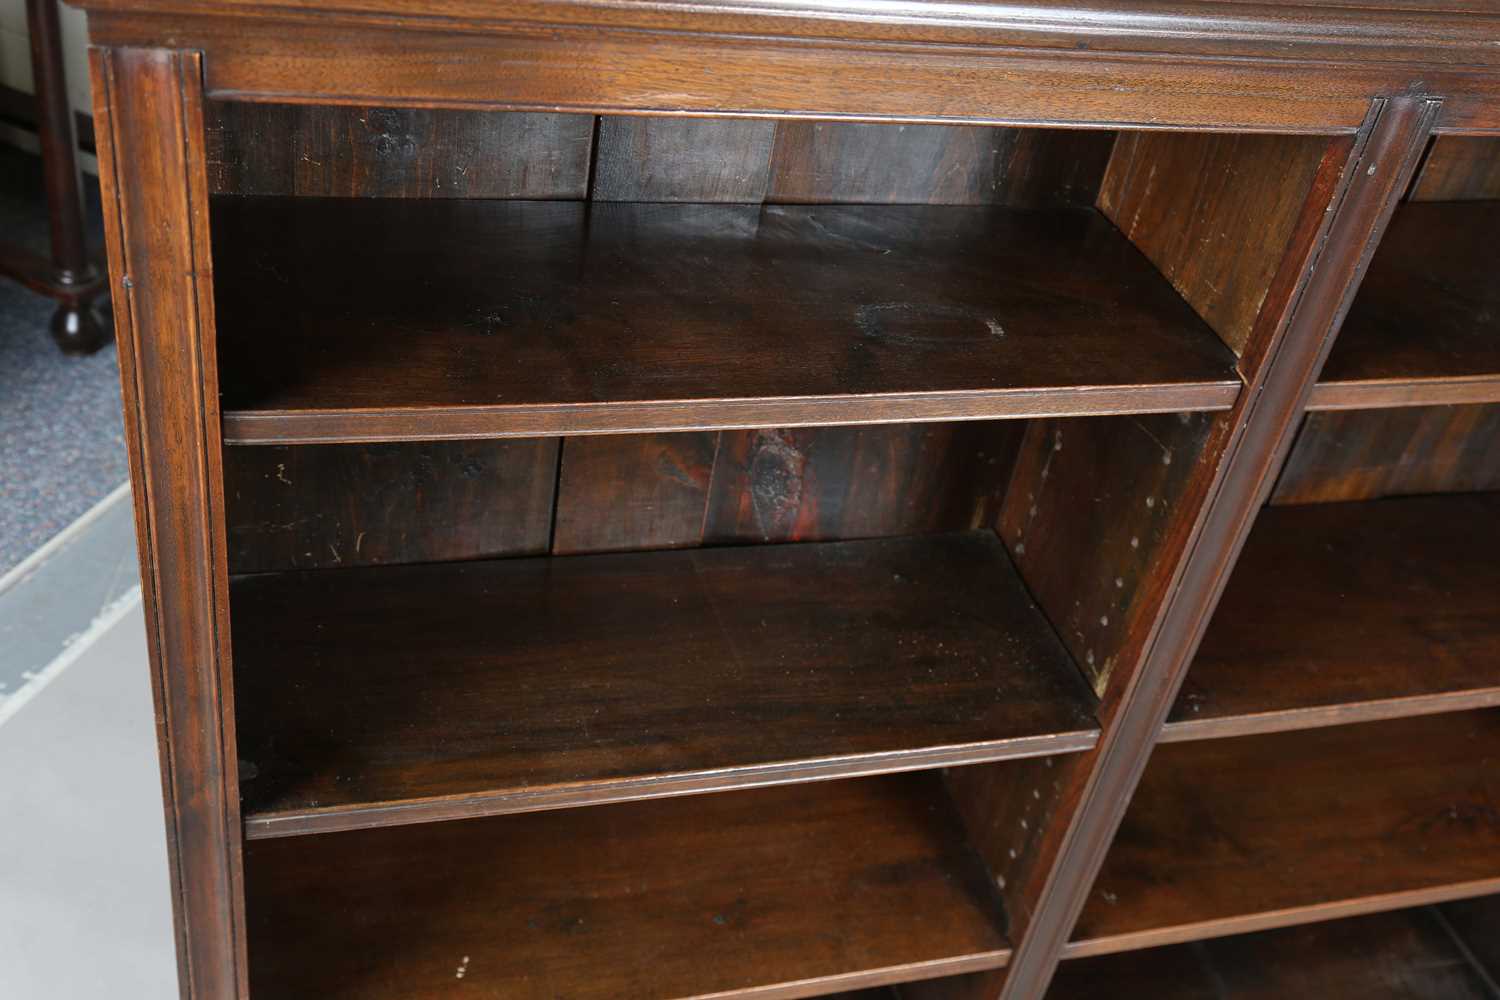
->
(0, 0), (93, 115)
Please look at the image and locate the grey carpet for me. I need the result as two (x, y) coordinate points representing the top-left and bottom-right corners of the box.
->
(0, 143), (128, 576)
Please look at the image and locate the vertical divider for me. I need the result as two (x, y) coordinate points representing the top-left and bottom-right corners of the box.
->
(906, 99), (1439, 1000)
(91, 47), (246, 1000)
(909, 127), (1354, 996)
(975, 97), (1443, 1000)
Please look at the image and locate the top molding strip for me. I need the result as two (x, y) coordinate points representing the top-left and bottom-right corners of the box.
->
(75, 0), (1500, 142)
(69, 0), (1500, 65)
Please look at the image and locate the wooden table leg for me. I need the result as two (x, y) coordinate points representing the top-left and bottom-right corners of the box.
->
(23, 0), (108, 353)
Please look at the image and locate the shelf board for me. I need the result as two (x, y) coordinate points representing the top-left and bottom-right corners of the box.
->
(211, 198), (1241, 444)
(244, 773), (1011, 999)
(234, 530), (1099, 839)
(1309, 201), (1500, 411)
(1068, 711), (1500, 958)
(1050, 907), (1497, 998)
(1164, 493), (1500, 742)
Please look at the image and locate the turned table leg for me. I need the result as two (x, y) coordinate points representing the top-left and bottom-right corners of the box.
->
(25, 0), (108, 354)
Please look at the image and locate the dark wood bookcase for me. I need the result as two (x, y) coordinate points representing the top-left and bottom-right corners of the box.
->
(72, 0), (1500, 996)
(1048, 132), (1500, 995)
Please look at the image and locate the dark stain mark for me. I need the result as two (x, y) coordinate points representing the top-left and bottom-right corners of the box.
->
(748, 431), (806, 540)
(361, 108), (416, 160)
(710, 897), (750, 930)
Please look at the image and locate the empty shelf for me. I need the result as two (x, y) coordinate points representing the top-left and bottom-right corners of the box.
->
(244, 774), (1011, 999)
(1165, 493), (1500, 741)
(1070, 711), (1500, 956)
(212, 198), (1241, 443)
(234, 530), (1100, 838)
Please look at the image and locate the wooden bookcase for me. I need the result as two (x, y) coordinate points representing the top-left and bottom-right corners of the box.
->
(72, 0), (1500, 997)
(1051, 133), (1500, 994)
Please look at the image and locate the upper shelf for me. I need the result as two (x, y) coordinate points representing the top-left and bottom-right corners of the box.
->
(1164, 492), (1500, 741)
(234, 530), (1100, 839)
(1310, 201), (1500, 411)
(211, 198), (1241, 444)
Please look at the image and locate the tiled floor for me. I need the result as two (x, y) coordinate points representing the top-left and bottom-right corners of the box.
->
(0, 601), (176, 1000)
(0, 483), (136, 706)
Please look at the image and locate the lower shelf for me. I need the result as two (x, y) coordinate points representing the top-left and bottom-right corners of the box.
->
(244, 773), (1011, 999)
(1050, 904), (1499, 998)
(1069, 710), (1500, 957)
(233, 530), (1099, 838)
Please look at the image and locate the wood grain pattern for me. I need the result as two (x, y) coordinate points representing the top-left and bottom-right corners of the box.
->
(234, 531), (1100, 837)
(1310, 201), (1500, 410)
(91, 47), (246, 999)
(1272, 405), (1500, 504)
(1166, 493), (1500, 741)
(212, 198), (1239, 444)
(592, 116), (776, 202)
(703, 423), (1020, 545)
(592, 118), (1112, 207)
(944, 753), (1076, 929)
(766, 123), (1112, 207)
(224, 440), (558, 572)
(550, 433), (719, 555)
(72, 0), (1500, 73)
(1049, 908), (1497, 999)
(1410, 136), (1500, 201)
(204, 101), (593, 197)
(244, 774), (1012, 999)
(1098, 132), (1332, 358)
(78, 4), (1500, 132)
(552, 422), (1019, 554)
(998, 412), (1219, 696)
(1071, 710), (1500, 957)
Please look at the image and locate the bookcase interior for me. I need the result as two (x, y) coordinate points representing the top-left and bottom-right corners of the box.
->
(1052, 127), (1500, 991)
(176, 100), (1499, 998)
(1049, 895), (1500, 999)
(1311, 134), (1500, 411)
